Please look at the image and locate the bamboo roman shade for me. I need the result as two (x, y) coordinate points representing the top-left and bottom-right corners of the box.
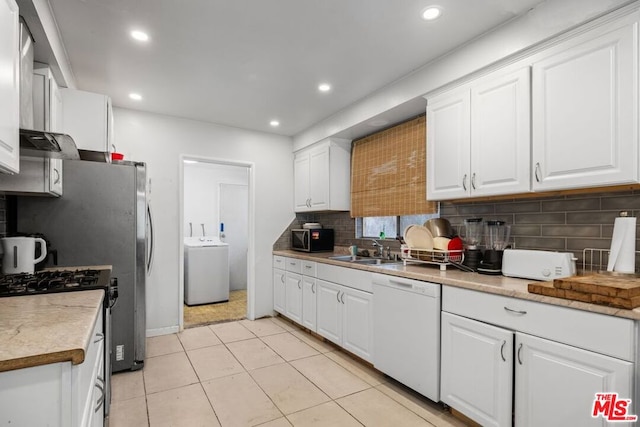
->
(351, 115), (437, 218)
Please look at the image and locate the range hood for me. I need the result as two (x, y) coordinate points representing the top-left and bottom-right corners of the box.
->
(19, 129), (81, 160)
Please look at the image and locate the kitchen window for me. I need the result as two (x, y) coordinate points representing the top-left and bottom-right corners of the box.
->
(358, 213), (439, 239)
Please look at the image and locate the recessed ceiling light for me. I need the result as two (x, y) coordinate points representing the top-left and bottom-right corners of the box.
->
(129, 93), (142, 101)
(184, 160), (198, 164)
(318, 83), (331, 92)
(421, 6), (442, 21)
(270, 120), (280, 127)
(130, 30), (149, 42)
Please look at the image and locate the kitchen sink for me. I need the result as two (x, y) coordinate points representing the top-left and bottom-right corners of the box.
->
(328, 255), (402, 265)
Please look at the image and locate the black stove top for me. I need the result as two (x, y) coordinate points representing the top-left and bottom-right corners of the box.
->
(0, 269), (112, 297)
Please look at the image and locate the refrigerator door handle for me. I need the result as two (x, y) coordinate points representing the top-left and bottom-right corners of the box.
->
(147, 204), (154, 274)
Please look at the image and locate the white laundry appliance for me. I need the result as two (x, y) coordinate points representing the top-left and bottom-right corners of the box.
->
(184, 236), (230, 305)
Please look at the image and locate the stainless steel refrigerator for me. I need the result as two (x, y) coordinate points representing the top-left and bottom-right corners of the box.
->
(17, 159), (152, 373)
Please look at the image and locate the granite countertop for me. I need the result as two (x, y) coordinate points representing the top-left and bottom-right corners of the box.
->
(0, 290), (104, 372)
(274, 249), (640, 321)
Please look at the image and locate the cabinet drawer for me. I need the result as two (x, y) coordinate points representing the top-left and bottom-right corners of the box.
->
(301, 260), (317, 277)
(284, 258), (302, 274)
(316, 263), (372, 293)
(442, 286), (634, 361)
(273, 255), (286, 269)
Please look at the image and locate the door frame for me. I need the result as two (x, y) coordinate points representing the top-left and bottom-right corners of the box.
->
(178, 155), (256, 329)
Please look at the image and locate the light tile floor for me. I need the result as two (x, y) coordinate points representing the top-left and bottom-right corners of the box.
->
(109, 317), (470, 427)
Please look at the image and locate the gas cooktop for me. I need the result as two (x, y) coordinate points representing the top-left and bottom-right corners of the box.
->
(0, 269), (112, 297)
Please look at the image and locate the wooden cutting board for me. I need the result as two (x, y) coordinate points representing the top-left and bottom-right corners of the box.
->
(528, 274), (640, 310)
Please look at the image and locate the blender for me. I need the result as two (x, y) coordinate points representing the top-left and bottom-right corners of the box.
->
(460, 218), (483, 270)
(478, 220), (511, 275)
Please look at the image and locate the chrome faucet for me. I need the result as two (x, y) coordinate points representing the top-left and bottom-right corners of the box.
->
(370, 239), (384, 258)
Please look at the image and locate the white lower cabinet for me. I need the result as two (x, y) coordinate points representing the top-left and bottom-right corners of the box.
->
(273, 267), (286, 314)
(301, 276), (317, 331)
(284, 272), (303, 324)
(441, 286), (635, 427)
(441, 312), (513, 427)
(0, 310), (104, 427)
(316, 278), (373, 362)
(515, 332), (633, 427)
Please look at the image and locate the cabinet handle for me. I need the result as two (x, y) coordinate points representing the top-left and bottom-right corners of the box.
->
(504, 306), (527, 315)
(281, 275), (285, 284)
(500, 340), (506, 362)
(471, 173), (476, 190)
(95, 376), (105, 412)
(297, 280), (301, 290)
(340, 292), (345, 304)
(308, 198), (312, 207)
(336, 291), (341, 303)
(290, 262), (296, 266)
(312, 283), (315, 293)
(53, 168), (61, 184)
(462, 174), (468, 191)
(305, 265), (312, 269)
(517, 343), (523, 365)
(534, 162), (541, 182)
(94, 332), (104, 343)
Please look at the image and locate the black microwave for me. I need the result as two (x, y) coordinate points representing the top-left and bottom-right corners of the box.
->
(291, 228), (334, 252)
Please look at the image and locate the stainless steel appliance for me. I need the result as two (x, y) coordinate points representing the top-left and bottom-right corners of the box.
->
(0, 268), (116, 420)
(16, 160), (152, 373)
(291, 228), (334, 252)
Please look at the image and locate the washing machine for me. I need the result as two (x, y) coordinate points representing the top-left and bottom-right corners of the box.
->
(184, 236), (230, 305)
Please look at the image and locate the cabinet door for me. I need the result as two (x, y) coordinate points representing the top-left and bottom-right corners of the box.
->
(294, 152), (310, 211)
(315, 279), (342, 345)
(308, 146), (329, 210)
(341, 287), (373, 362)
(0, 0), (20, 174)
(426, 90), (471, 200)
(515, 332), (634, 427)
(471, 68), (531, 197)
(441, 312), (513, 427)
(273, 268), (286, 314)
(61, 89), (110, 152)
(50, 77), (63, 133)
(285, 272), (303, 324)
(301, 276), (317, 331)
(532, 22), (638, 191)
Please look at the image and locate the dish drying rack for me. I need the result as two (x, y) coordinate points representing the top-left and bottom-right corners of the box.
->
(401, 246), (464, 270)
(582, 248), (640, 274)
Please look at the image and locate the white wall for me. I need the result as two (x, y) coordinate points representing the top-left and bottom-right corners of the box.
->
(293, 0), (631, 150)
(183, 162), (249, 238)
(113, 108), (294, 336)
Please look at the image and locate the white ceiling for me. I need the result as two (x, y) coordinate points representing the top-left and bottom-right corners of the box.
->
(46, 0), (545, 137)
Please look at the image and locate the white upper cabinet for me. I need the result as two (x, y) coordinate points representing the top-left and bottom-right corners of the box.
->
(427, 67), (530, 200)
(294, 138), (351, 212)
(471, 68), (531, 197)
(61, 89), (113, 155)
(532, 17), (638, 191)
(33, 65), (63, 133)
(426, 90), (471, 200)
(0, 0), (20, 174)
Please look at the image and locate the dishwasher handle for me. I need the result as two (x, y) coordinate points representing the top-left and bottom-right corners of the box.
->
(373, 273), (440, 298)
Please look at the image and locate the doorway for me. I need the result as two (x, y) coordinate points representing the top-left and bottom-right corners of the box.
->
(181, 159), (251, 328)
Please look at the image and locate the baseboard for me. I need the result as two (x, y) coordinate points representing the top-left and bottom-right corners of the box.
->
(146, 325), (180, 337)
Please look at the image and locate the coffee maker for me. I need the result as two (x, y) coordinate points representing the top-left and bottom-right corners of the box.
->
(460, 218), (483, 271)
(477, 220), (511, 275)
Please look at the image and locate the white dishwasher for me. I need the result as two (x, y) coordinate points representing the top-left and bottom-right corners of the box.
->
(372, 273), (441, 402)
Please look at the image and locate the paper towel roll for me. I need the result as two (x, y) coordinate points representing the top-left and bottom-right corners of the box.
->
(607, 216), (637, 273)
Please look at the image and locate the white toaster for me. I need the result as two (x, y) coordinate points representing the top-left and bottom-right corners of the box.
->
(501, 249), (577, 281)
